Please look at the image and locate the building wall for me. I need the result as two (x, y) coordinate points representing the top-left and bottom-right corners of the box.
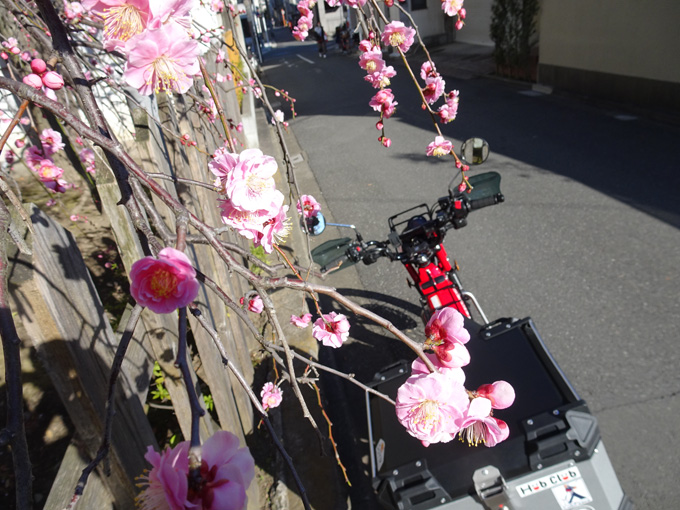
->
(454, 0), (493, 46)
(402, 0), (445, 41)
(538, 0), (680, 112)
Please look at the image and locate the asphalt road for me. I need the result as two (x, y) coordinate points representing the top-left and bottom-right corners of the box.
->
(261, 28), (680, 509)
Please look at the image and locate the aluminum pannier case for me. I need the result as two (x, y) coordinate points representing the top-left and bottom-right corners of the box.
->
(365, 317), (633, 510)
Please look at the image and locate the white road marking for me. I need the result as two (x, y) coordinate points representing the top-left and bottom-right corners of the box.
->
(296, 54), (315, 64)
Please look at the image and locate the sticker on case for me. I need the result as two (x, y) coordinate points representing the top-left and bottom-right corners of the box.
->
(551, 477), (593, 509)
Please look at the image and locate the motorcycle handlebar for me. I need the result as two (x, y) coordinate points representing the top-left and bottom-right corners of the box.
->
(467, 193), (505, 212)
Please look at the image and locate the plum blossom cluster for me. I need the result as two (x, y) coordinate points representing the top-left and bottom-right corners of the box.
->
(442, 0), (467, 29)
(261, 382), (283, 411)
(418, 59), (461, 131)
(289, 310), (351, 348)
(81, 0), (200, 95)
(22, 128), (73, 193)
(210, 147), (290, 254)
(136, 430), (255, 510)
(357, 29), (403, 147)
(22, 58), (65, 101)
(396, 308), (515, 447)
(291, 0), (316, 41)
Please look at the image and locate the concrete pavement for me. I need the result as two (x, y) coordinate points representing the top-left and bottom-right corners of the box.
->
(255, 25), (680, 510)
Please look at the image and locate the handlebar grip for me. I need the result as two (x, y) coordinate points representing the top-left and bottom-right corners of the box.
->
(468, 193), (504, 211)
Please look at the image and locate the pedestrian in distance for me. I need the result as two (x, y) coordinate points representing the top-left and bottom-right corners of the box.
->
(313, 22), (327, 58)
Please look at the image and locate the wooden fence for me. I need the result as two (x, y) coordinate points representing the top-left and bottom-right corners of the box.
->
(7, 29), (264, 509)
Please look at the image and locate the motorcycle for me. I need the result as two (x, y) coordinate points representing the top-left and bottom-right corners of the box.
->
(308, 137), (503, 325)
(306, 139), (632, 510)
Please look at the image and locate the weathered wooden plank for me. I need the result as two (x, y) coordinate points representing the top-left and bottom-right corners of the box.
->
(96, 161), (215, 444)
(171, 94), (256, 436)
(8, 205), (156, 508)
(42, 441), (115, 510)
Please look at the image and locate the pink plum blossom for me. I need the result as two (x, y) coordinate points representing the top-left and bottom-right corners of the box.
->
(44, 178), (72, 193)
(426, 136), (453, 157)
(395, 371), (469, 446)
(225, 149), (282, 213)
(30, 58), (46, 74)
(364, 66), (396, 89)
(458, 397), (510, 447)
(39, 128), (65, 156)
(292, 27), (308, 41)
(254, 204), (290, 253)
(290, 313), (312, 328)
(297, 15), (313, 33)
(369, 88), (397, 119)
(147, 0), (194, 30)
(136, 430), (255, 510)
(420, 61), (437, 81)
(425, 307), (470, 345)
(64, 1), (86, 21)
(129, 247), (199, 313)
(312, 312), (350, 348)
(296, 194), (321, 218)
(438, 90), (460, 123)
(260, 382), (283, 410)
(381, 22), (416, 53)
(244, 295), (264, 313)
(359, 49), (385, 73)
(476, 380), (515, 410)
(423, 75), (445, 104)
(411, 352), (468, 379)
(80, 148), (97, 174)
(209, 146), (239, 188)
(35, 159), (64, 183)
(22, 73), (43, 89)
(41, 71), (65, 90)
(210, 0), (225, 12)
(358, 39), (373, 53)
(82, 0), (152, 51)
(123, 23), (199, 95)
(442, 0), (464, 17)
(218, 198), (281, 242)
(24, 146), (45, 171)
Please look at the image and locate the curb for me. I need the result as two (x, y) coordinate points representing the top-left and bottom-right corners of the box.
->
(254, 98), (352, 509)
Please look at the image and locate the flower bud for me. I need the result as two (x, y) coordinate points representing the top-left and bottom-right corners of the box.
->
(41, 71), (64, 90)
(30, 58), (46, 74)
(15, 139), (25, 148)
(376, 121), (384, 130)
(382, 137), (392, 148)
(22, 73), (43, 89)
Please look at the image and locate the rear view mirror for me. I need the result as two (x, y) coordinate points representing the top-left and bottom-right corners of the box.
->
(460, 138), (489, 165)
(303, 212), (326, 236)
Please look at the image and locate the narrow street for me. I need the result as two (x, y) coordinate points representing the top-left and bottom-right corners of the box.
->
(260, 27), (680, 509)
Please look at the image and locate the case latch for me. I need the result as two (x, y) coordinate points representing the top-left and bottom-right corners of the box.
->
(473, 465), (514, 510)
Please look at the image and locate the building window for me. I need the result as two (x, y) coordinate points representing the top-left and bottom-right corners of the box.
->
(411, 0), (426, 10)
